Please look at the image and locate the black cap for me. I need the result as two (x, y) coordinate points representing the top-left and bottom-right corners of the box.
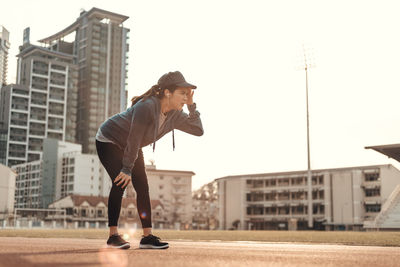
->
(157, 71), (197, 89)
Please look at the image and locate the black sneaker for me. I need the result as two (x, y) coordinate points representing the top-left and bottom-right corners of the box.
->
(139, 234), (169, 249)
(107, 234), (130, 249)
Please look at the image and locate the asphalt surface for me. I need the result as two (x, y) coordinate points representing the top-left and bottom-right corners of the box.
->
(0, 237), (399, 267)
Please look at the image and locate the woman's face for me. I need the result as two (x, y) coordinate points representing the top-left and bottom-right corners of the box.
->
(167, 87), (191, 110)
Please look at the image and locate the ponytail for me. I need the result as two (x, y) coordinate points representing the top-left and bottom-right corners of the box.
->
(130, 84), (178, 107)
(131, 84), (162, 107)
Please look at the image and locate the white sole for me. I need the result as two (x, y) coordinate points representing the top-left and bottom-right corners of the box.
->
(107, 243), (130, 249)
(139, 244), (169, 249)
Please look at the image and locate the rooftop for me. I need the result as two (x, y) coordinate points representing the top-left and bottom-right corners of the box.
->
(17, 44), (75, 59)
(38, 7), (129, 44)
(365, 143), (400, 163)
(215, 164), (395, 181)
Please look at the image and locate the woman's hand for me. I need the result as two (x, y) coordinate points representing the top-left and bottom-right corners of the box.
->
(186, 90), (194, 106)
(114, 172), (131, 188)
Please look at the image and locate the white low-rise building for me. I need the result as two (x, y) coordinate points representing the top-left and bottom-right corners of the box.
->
(217, 164), (400, 231)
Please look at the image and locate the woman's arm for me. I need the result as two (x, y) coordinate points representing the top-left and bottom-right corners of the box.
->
(174, 102), (204, 136)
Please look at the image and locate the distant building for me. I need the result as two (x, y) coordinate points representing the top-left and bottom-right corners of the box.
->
(0, 26), (10, 87)
(0, 7), (130, 168)
(13, 160), (42, 209)
(48, 194), (164, 229)
(217, 164), (400, 231)
(0, 164), (16, 227)
(38, 7), (130, 154)
(12, 138), (111, 209)
(126, 163), (194, 229)
(192, 181), (219, 230)
(60, 151), (111, 198)
(0, 32), (78, 166)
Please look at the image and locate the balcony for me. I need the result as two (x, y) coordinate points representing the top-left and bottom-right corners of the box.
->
(31, 97), (47, 106)
(362, 180), (381, 189)
(51, 64), (66, 71)
(10, 134), (27, 142)
(9, 151), (26, 158)
(11, 118), (28, 126)
(11, 104), (28, 111)
(364, 196), (381, 204)
(49, 93), (65, 101)
(32, 68), (49, 76)
(13, 88), (29, 96)
(31, 81), (48, 91)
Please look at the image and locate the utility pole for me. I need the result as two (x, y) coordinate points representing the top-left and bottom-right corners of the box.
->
(301, 45), (315, 229)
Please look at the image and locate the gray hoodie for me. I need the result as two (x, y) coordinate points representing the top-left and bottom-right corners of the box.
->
(99, 96), (203, 175)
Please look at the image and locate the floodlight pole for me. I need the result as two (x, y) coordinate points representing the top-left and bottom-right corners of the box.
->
(303, 47), (313, 229)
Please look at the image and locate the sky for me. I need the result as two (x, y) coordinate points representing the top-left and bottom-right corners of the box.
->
(2, 0), (400, 190)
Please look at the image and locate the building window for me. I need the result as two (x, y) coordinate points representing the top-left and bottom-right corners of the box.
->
(364, 172), (379, 182)
(365, 204), (381, 213)
(365, 188), (380, 197)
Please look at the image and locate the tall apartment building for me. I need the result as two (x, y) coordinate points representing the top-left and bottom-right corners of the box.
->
(0, 26), (10, 87)
(17, 29), (79, 144)
(126, 164), (194, 229)
(39, 7), (130, 154)
(0, 40), (78, 167)
(12, 138), (112, 209)
(217, 164), (400, 231)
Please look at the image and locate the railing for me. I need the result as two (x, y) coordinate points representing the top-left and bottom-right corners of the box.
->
(362, 180), (381, 188)
(372, 184), (400, 228)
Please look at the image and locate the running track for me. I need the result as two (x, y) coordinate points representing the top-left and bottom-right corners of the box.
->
(0, 237), (398, 267)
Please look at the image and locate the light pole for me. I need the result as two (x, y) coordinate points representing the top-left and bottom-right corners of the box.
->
(301, 45), (315, 229)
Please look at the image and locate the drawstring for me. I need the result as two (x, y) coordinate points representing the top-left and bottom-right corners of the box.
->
(152, 130), (175, 152)
(172, 129), (175, 151)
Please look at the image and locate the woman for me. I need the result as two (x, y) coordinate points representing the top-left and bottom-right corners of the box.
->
(95, 71), (203, 249)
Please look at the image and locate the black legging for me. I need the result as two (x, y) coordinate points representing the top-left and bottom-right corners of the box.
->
(96, 140), (152, 228)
